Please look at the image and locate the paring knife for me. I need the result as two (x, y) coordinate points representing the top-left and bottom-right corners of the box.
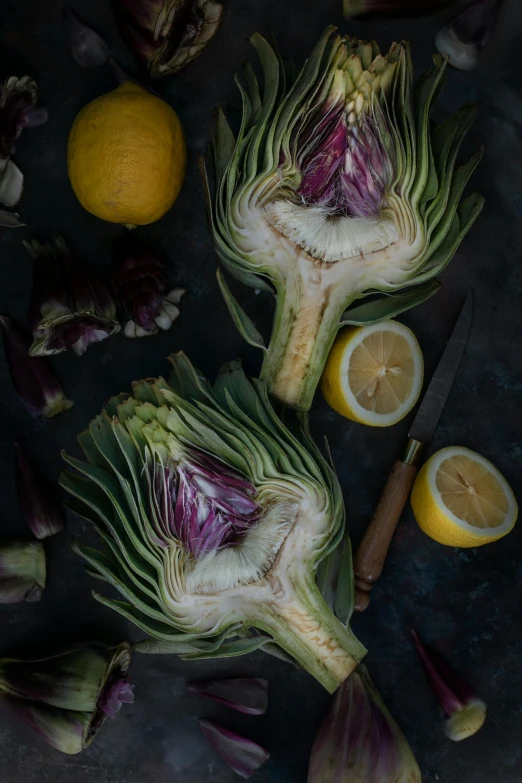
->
(353, 291), (474, 612)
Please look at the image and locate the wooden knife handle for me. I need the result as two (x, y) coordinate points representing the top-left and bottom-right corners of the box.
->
(353, 459), (419, 612)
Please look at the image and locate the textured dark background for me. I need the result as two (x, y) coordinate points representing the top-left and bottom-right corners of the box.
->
(0, 1), (521, 781)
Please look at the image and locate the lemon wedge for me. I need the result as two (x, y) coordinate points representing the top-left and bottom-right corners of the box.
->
(411, 446), (518, 547)
(320, 321), (423, 427)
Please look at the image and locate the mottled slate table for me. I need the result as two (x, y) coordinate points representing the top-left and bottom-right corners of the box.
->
(0, 1), (520, 781)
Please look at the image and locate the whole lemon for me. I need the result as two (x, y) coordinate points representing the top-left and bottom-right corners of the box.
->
(67, 82), (186, 226)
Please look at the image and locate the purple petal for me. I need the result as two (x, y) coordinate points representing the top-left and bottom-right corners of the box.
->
(20, 108), (48, 128)
(298, 118), (347, 200)
(197, 512), (232, 555)
(0, 315), (73, 418)
(298, 108), (392, 219)
(112, 235), (175, 334)
(112, 0), (224, 77)
(0, 77), (38, 157)
(188, 678), (268, 716)
(99, 676), (135, 719)
(35, 319), (111, 356)
(192, 475), (259, 516)
(102, 698), (122, 718)
(27, 238), (119, 357)
(192, 455), (257, 494)
(344, 0), (454, 17)
(153, 450), (262, 559)
(411, 630), (475, 715)
(99, 676), (135, 718)
(116, 682), (136, 704)
(27, 240), (69, 333)
(309, 669), (420, 782)
(14, 442), (65, 539)
(200, 720), (269, 779)
(56, 240), (102, 314)
(64, 6), (110, 69)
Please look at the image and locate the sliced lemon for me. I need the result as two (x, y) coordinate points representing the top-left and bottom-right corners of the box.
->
(320, 321), (423, 427)
(411, 447), (518, 547)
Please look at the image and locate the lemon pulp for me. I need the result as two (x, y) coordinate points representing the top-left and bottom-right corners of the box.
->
(411, 447), (517, 547)
(321, 320), (423, 427)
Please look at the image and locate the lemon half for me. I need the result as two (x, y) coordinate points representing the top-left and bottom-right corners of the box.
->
(321, 321), (424, 427)
(411, 446), (518, 547)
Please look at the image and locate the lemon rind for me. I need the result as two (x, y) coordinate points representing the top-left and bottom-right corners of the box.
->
(424, 446), (517, 540)
(337, 321), (424, 427)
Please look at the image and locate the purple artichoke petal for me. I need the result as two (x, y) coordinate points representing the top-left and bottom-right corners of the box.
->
(26, 238), (120, 357)
(298, 106), (392, 219)
(200, 719), (269, 779)
(20, 107), (48, 128)
(411, 630), (487, 741)
(298, 119), (347, 200)
(14, 441), (65, 539)
(188, 678), (269, 715)
(166, 458), (261, 558)
(192, 475), (259, 516)
(113, 0), (224, 78)
(26, 239), (70, 331)
(197, 512), (232, 555)
(308, 667), (421, 782)
(0, 315), (73, 418)
(70, 326), (113, 357)
(116, 681), (136, 704)
(64, 6), (110, 69)
(99, 677), (135, 718)
(0, 75), (40, 158)
(344, 0), (455, 18)
(411, 630), (475, 715)
(112, 234), (183, 338)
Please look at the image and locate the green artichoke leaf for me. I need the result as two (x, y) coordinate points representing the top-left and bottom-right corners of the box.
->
(133, 626), (239, 656)
(73, 542), (169, 625)
(340, 280), (440, 325)
(316, 534), (354, 625)
(216, 269), (267, 351)
(92, 593), (234, 643)
(181, 635), (275, 660)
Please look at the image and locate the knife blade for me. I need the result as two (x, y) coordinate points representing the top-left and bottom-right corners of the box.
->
(408, 290), (473, 444)
(353, 292), (474, 612)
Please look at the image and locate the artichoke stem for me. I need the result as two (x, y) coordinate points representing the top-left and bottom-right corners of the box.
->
(254, 581), (365, 693)
(260, 263), (350, 411)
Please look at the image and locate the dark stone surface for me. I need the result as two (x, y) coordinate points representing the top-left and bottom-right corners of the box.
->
(0, 1), (520, 781)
